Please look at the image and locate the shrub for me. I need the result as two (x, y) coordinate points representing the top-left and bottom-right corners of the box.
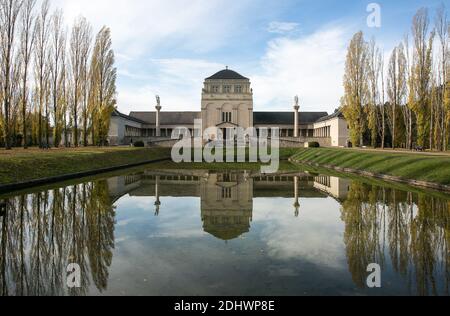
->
(133, 141), (145, 147)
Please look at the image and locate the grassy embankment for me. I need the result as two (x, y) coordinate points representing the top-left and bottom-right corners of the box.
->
(153, 147), (301, 171)
(292, 147), (450, 187)
(0, 147), (306, 187)
(0, 147), (171, 186)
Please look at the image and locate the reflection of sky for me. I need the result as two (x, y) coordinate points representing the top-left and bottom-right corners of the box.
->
(89, 193), (362, 296)
(253, 197), (347, 270)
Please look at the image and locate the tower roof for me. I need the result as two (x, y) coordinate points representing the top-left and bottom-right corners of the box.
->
(206, 68), (249, 80)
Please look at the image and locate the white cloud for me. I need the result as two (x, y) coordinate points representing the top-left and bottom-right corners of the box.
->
(50, 0), (253, 57)
(267, 21), (300, 34)
(252, 26), (348, 113)
(117, 59), (223, 112)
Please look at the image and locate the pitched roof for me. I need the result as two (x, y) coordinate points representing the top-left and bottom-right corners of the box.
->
(254, 112), (329, 125)
(112, 109), (148, 124)
(206, 69), (249, 80)
(315, 110), (345, 123)
(129, 111), (201, 125)
(117, 110), (331, 126)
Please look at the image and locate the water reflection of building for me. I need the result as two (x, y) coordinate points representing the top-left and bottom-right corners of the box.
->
(314, 175), (351, 200)
(107, 171), (351, 241)
(201, 172), (253, 241)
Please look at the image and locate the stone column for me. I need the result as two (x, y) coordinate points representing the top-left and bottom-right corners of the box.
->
(294, 105), (300, 138)
(155, 105), (162, 137)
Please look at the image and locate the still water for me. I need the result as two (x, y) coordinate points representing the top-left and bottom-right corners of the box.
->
(0, 167), (448, 296)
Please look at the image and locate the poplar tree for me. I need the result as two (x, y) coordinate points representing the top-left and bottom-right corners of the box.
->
(0, 0), (24, 149)
(50, 9), (65, 147)
(342, 31), (369, 147)
(89, 26), (116, 146)
(34, 0), (50, 147)
(435, 4), (449, 151)
(387, 44), (407, 149)
(410, 8), (435, 148)
(69, 17), (91, 147)
(18, 0), (35, 148)
(367, 38), (382, 147)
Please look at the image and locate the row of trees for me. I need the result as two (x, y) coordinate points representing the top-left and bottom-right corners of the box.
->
(343, 5), (450, 151)
(0, 0), (117, 149)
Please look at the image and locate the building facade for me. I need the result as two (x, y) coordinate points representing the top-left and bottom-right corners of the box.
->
(108, 68), (350, 147)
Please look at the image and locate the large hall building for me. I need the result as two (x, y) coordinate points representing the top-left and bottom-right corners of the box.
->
(108, 68), (349, 147)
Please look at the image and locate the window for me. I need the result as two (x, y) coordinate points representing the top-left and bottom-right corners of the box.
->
(222, 187), (232, 199)
(234, 85), (242, 93)
(212, 85), (220, 93)
(223, 85), (232, 93)
(222, 112), (232, 123)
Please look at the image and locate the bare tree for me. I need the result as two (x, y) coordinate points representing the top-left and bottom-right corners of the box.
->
(18, 0), (36, 148)
(60, 36), (69, 147)
(0, 0), (24, 149)
(34, 0), (50, 148)
(81, 24), (91, 147)
(50, 9), (65, 147)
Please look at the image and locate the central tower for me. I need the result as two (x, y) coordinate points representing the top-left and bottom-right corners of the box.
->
(201, 68), (254, 138)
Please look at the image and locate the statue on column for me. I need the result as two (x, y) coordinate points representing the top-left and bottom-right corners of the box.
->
(155, 95), (162, 111)
(294, 95), (300, 138)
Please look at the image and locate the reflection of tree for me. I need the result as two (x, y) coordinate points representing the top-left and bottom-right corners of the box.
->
(341, 182), (449, 295)
(86, 181), (115, 292)
(0, 179), (116, 296)
(341, 182), (384, 288)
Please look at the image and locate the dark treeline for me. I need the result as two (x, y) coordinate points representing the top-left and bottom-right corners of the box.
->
(0, 0), (117, 149)
(0, 180), (115, 296)
(342, 5), (450, 151)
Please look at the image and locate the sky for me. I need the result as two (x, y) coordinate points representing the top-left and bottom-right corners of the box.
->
(49, 0), (446, 114)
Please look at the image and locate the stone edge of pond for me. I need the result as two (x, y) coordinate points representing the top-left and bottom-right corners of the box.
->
(0, 157), (171, 194)
(290, 158), (450, 193)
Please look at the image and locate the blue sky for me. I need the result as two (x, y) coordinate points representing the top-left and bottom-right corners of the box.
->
(52, 0), (446, 114)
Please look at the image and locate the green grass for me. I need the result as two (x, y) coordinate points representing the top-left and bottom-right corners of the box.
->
(148, 160), (303, 172)
(0, 147), (171, 185)
(0, 146), (301, 186)
(292, 148), (450, 186)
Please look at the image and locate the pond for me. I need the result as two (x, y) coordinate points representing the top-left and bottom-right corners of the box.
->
(0, 166), (448, 296)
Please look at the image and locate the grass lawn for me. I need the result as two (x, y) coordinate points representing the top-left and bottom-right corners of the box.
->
(150, 147), (304, 172)
(0, 147), (171, 185)
(147, 160), (302, 172)
(292, 147), (450, 186)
